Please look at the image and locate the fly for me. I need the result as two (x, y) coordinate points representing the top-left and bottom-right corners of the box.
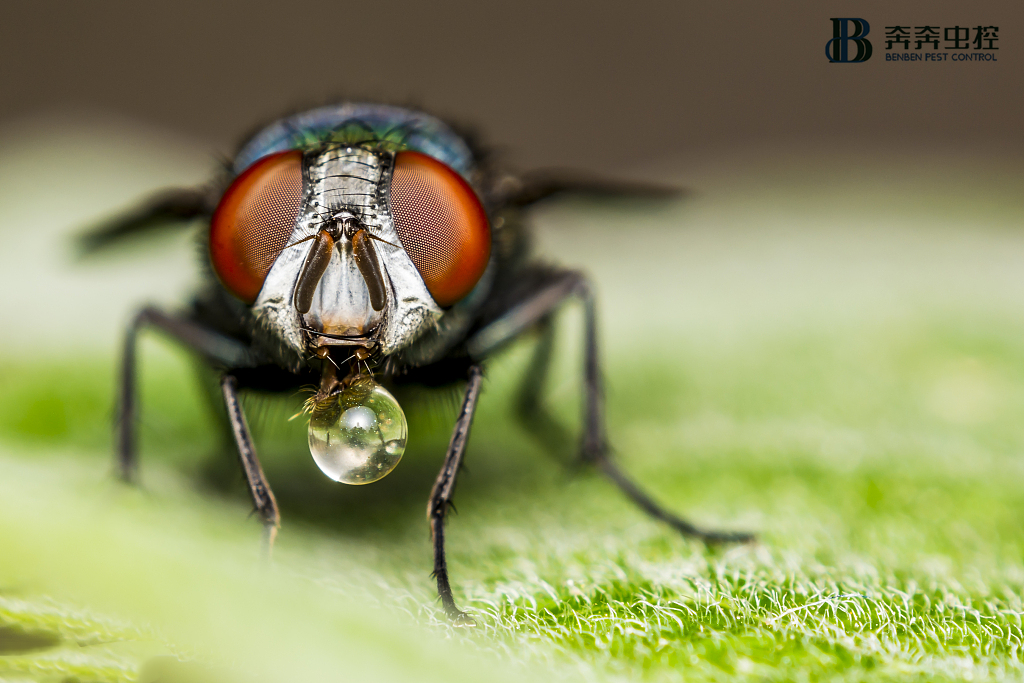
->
(81, 103), (752, 624)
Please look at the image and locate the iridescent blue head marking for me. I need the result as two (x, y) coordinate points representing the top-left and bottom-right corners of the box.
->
(233, 103), (475, 180)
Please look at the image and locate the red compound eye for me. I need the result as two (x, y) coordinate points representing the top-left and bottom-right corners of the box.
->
(210, 150), (304, 303)
(389, 151), (490, 307)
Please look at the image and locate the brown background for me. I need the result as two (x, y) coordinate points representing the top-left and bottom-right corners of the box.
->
(2, 0), (1021, 171)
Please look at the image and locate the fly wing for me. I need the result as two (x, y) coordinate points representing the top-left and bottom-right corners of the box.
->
(501, 170), (686, 207)
(76, 187), (214, 255)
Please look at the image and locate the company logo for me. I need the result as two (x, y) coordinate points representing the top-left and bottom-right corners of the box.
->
(884, 25), (999, 61)
(826, 19), (1000, 64)
(827, 18), (873, 62)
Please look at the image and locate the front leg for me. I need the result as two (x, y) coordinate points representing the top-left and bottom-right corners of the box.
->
(222, 374), (280, 553)
(428, 364), (484, 625)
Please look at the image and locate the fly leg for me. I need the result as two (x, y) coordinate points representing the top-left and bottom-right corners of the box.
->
(468, 270), (752, 545)
(574, 279), (753, 544)
(221, 374), (280, 552)
(513, 315), (572, 457)
(428, 364), (484, 625)
(118, 305), (259, 480)
(117, 306), (277, 549)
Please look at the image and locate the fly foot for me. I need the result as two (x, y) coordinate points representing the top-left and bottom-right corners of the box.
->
(683, 524), (756, 546)
(260, 522), (279, 559)
(449, 610), (476, 627)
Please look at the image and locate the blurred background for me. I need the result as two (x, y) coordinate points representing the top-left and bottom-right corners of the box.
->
(1, 2), (1023, 682)
(1, 0), (1021, 354)
(3, 0), (1022, 167)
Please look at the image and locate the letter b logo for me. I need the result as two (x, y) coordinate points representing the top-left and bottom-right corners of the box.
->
(826, 18), (872, 63)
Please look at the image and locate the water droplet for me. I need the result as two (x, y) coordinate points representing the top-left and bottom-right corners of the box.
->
(307, 378), (407, 484)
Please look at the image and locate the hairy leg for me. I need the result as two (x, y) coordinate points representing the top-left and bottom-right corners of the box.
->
(428, 364), (484, 624)
(117, 305), (257, 481)
(222, 374), (281, 552)
(116, 306), (277, 548)
(470, 271), (753, 544)
(513, 315), (573, 457)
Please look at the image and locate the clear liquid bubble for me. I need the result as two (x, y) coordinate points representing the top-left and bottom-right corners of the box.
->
(308, 378), (407, 484)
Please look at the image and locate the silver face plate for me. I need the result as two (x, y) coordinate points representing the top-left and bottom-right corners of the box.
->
(251, 146), (443, 365)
